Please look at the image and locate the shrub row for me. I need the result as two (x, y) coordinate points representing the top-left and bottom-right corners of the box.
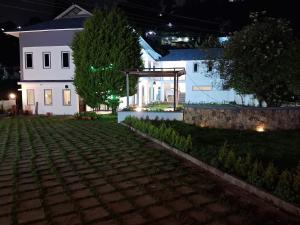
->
(124, 116), (192, 152)
(213, 143), (300, 204)
(124, 116), (300, 205)
(74, 111), (99, 120)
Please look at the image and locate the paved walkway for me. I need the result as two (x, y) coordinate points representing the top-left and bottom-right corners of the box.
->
(0, 117), (299, 225)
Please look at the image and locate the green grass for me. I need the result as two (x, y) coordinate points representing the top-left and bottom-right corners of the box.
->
(146, 102), (184, 111)
(151, 120), (300, 170)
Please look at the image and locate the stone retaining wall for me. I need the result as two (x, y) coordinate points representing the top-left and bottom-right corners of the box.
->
(184, 105), (300, 130)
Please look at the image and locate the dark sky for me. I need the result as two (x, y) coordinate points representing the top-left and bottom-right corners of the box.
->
(0, 0), (299, 35)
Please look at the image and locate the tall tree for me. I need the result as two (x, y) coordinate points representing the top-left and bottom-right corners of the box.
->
(217, 12), (300, 107)
(72, 8), (142, 113)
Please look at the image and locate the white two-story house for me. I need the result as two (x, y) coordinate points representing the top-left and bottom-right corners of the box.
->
(6, 4), (257, 115)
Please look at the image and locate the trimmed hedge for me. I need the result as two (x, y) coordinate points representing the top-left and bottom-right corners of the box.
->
(74, 112), (116, 122)
(124, 116), (192, 152)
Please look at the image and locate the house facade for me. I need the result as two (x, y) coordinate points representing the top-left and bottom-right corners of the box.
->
(6, 5), (257, 115)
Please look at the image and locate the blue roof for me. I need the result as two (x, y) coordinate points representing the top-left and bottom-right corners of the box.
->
(159, 48), (223, 61)
(19, 17), (88, 32)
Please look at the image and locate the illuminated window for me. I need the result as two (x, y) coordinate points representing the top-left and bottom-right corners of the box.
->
(192, 86), (212, 91)
(193, 63), (198, 72)
(61, 51), (70, 68)
(63, 89), (71, 106)
(44, 89), (52, 105)
(43, 52), (51, 69)
(25, 52), (33, 69)
(27, 89), (34, 105)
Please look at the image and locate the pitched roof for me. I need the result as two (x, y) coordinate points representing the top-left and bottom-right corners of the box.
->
(159, 48), (223, 61)
(55, 4), (92, 19)
(139, 37), (161, 60)
(19, 17), (88, 32)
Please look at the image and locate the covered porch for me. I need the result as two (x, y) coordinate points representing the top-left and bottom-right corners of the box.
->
(124, 67), (186, 111)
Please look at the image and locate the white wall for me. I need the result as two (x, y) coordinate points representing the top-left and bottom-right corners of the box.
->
(157, 60), (236, 104)
(185, 60), (236, 104)
(22, 46), (75, 80)
(20, 82), (78, 115)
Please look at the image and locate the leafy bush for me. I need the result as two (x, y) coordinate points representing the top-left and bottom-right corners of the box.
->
(224, 150), (236, 173)
(74, 112), (116, 121)
(293, 162), (300, 202)
(263, 162), (278, 190)
(217, 142), (229, 169)
(274, 170), (295, 202)
(74, 111), (98, 120)
(247, 160), (264, 187)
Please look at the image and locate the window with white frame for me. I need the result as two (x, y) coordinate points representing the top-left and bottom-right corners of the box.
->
(43, 52), (51, 69)
(25, 52), (33, 69)
(44, 89), (52, 105)
(193, 63), (198, 72)
(27, 89), (35, 105)
(63, 89), (71, 106)
(61, 51), (70, 68)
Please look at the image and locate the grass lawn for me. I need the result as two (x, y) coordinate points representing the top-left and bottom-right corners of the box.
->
(1, 116), (299, 225)
(151, 120), (300, 170)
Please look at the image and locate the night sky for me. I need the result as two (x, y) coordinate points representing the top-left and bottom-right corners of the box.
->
(0, 0), (299, 68)
(0, 0), (299, 34)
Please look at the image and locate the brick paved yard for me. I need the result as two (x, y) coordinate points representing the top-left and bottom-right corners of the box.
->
(0, 117), (299, 225)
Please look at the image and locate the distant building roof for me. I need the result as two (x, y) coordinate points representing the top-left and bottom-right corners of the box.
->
(139, 37), (161, 60)
(159, 48), (223, 61)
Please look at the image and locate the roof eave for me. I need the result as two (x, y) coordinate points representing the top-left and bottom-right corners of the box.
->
(5, 28), (84, 38)
(4, 31), (20, 38)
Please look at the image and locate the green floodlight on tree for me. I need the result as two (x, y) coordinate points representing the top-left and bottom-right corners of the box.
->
(89, 64), (114, 73)
(72, 8), (142, 114)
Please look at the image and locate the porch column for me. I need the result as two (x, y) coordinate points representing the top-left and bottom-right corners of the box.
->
(160, 80), (165, 102)
(173, 72), (176, 111)
(126, 72), (129, 108)
(176, 73), (179, 105)
(137, 80), (140, 106)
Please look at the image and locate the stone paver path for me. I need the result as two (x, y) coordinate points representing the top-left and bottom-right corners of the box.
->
(0, 117), (299, 225)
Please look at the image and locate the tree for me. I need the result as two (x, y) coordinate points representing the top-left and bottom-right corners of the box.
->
(217, 12), (300, 107)
(72, 8), (142, 113)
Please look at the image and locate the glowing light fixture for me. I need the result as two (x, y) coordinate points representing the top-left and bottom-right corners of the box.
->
(135, 107), (142, 112)
(146, 30), (156, 37)
(167, 22), (173, 28)
(256, 125), (265, 132)
(9, 93), (16, 100)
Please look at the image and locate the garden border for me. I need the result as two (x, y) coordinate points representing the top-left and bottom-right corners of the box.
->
(121, 122), (300, 216)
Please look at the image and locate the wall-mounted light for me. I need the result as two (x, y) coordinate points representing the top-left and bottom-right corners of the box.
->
(9, 93), (16, 100)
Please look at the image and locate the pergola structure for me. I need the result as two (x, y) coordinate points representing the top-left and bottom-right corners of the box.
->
(123, 68), (186, 111)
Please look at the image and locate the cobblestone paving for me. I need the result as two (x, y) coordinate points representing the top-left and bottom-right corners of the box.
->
(0, 117), (299, 225)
